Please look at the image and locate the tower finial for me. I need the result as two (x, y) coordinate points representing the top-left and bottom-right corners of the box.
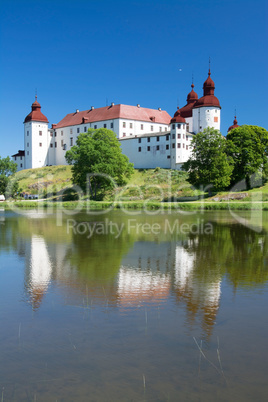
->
(35, 88), (37, 101)
(208, 56), (211, 75)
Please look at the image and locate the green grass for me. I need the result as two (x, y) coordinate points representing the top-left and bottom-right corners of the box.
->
(9, 165), (268, 209)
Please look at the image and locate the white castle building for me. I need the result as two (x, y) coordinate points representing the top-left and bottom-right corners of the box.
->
(12, 69), (222, 171)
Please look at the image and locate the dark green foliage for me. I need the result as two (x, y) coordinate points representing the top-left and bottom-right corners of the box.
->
(65, 128), (134, 199)
(0, 156), (17, 195)
(182, 128), (233, 190)
(226, 125), (268, 189)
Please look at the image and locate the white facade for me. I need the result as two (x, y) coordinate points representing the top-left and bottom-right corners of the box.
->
(192, 106), (220, 134)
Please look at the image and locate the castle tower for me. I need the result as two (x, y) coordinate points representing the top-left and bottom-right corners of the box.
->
(24, 96), (49, 169)
(170, 107), (192, 169)
(228, 116), (240, 132)
(180, 83), (198, 133)
(192, 69), (221, 134)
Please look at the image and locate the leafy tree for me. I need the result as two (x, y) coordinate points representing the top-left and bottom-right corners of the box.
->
(226, 125), (268, 189)
(182, 128), (233, 191)
(0, 156), (17, 195)
(65, 128), (134, 199)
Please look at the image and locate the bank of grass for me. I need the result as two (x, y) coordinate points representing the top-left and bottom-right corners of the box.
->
(7, 165), (268, 210)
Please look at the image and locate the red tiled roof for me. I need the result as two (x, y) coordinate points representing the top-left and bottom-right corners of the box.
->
(24, 96), (48, 123)
(55, 104), (171, 128)
(170, 107), (186, 123)
(228, 116), (240, 132)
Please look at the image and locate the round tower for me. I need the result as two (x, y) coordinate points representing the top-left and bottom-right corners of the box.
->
(192, 69), (221, 134)
(228, 116), (240, 132)
(24, 96), (49, 169)
(180, 83), (198, 132)
(170, 107), (192, 169)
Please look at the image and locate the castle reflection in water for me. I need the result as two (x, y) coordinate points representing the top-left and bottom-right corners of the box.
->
(22, 231), (222, 340)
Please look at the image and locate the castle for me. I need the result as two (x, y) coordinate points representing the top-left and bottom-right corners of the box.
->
(12, 68), (228, 171)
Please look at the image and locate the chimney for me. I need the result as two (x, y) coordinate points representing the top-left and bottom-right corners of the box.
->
(137, 104), (140, 108)
(158, 107), (161, 111)
(76, 109), (79, 113)
(111, 102), (114, 107)
(91, 106), (94, 110)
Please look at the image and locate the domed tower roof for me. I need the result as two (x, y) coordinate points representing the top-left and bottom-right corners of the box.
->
(228, 116), (240, 132)
(170, 107), (186, 123)
(194, 69), (221, 109)
(180, 83), (199, 118)
(24, 96), (48, 123)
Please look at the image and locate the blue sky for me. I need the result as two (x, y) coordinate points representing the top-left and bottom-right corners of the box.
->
(0, 0), (267, 158)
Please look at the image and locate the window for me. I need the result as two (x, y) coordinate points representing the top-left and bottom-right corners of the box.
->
(130, 123), (133, 128)
(138, 147), (141, 152)
(186, 135), (188, 141)
(39, 131), (42, 136)
(61, 140), (64, 146)
(70, 137), (73, 146)
(84, 126), (87, 132)
(39, 143), (42, 147)
(156, 137), (160, 142)
(147, 137), (150, 143)
(94, 125), (97, 129)
(54, 132), (57, 137)
(177, 133), (181, 139)
(186, 145), (188, 150)
(159, 127), (162, 132)
(141, 124), (143, 130)
(50, 132), (53, 137)
(172, 124), (175, 129)
(50, 143), (53, 148)
(55, 142), (57, 148)
(172, 143), (175, 149)
(156, 145), (160, 151)
(183, 143), (185, 148)
(214, 116), (218, 122)
(166, 144), (169, 150)
(61, 131), (63, 136)
(123, 133), (126, 137)
(20, 164), (23, 168)
(172, 134), (175, 139)
(20, 156), (22, 160)
(63, 144), (66, 150)
(104, 124), (107, 128)
(147, 146), (150, 151)
(151, 126), (153, 131)
(27, 131), (29, 136)
(110, 122), (113, 129)
(166, 135), (169, 141)
(77, 128), (80, 133)
(177, 143), (181, 148)
(138, 138), (141, 143)
(183, 134), (185, 139)
(27, 151), (29, 155)
(123, 122), (126, 128)
(177, 124), (181, 129)
(165, 127), (167, 131)
(27, 143), (29, 147)
(167, 155), (170, 159)
(70, 128), (73, 134)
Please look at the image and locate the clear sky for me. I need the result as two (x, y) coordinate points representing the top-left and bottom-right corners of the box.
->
(0, 0), (267, 158)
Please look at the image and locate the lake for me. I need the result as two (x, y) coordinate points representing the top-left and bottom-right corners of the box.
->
(0, 208), (267, 401)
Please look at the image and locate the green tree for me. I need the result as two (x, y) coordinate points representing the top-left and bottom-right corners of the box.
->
(182, 128), (233, 191)
(226, 125), (268, 189)
(0, 156), (17, 195)
(65, 128), (134, 199)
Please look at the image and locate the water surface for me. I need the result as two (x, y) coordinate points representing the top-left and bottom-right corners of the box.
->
(0, 209), (267, 401)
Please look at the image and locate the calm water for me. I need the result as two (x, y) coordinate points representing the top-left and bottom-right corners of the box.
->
(0, 208), (267, 402)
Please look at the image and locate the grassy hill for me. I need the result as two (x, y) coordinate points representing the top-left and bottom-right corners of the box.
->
(11, 165), (268, 203)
